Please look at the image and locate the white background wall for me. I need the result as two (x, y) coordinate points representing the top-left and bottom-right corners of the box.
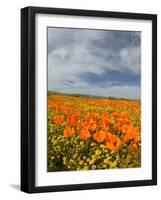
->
(0, 0), (159, 199)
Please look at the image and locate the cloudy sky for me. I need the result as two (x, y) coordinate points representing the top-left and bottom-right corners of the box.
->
(48, 27), (141, 99)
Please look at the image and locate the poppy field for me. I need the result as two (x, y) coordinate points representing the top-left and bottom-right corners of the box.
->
(47, 92), (141, 172)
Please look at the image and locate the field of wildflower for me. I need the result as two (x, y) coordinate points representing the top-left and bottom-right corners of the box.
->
(47, 92), (141, 172)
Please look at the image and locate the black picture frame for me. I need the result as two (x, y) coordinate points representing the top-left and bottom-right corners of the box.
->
(21, 6), (157, 193)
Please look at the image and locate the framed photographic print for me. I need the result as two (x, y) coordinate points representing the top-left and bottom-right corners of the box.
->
(21, 6), (157, 193)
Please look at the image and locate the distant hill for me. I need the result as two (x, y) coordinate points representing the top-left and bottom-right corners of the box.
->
(48, 91), (141, 102)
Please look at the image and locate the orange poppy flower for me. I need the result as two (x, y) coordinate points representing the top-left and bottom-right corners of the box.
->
(123, 134), (131, 143)
(134, 134), (141, 143)
(105, 131), (112, 142)
(123, 125), (140, 143)
(105, 119), (111, 126)
(101, 112), (109, 121)
(79, 128), (91, 140)
(104, 126), (110, 133)
(105, 140), (122, 152)
(89, 118), (94, 123)
(124, 118), (131, 124)
(93, 131), (106, 143)
(88, 123), (97, 132)
(97, 122), (106, 128)
(114, 124), (122, 132)
(123, 128), (134, 143)
(91, 112), (100, 120)
(67, 114), (77, 126)
(130, 143), (138, 151)
(112, 112), (119, 118)
(115, 137), (122, 152)
(105, 133), (122, 152)
(77, 121), (88, 130)
(121, 125), (128, 134)
(120, 112), (129, 118)
(117, 118), (124, 124)
(64, 127), (75, 137)
(66, 107), (73, 114)
(105, 142), (116, 152)
(54, 115), (64, 125)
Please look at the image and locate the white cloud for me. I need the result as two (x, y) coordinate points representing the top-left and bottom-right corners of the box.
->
(120, 46), (141, 74)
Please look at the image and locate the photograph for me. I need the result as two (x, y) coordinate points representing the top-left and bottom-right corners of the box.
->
(21, 6), (157, 193)
(47, 27), (141, 172)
